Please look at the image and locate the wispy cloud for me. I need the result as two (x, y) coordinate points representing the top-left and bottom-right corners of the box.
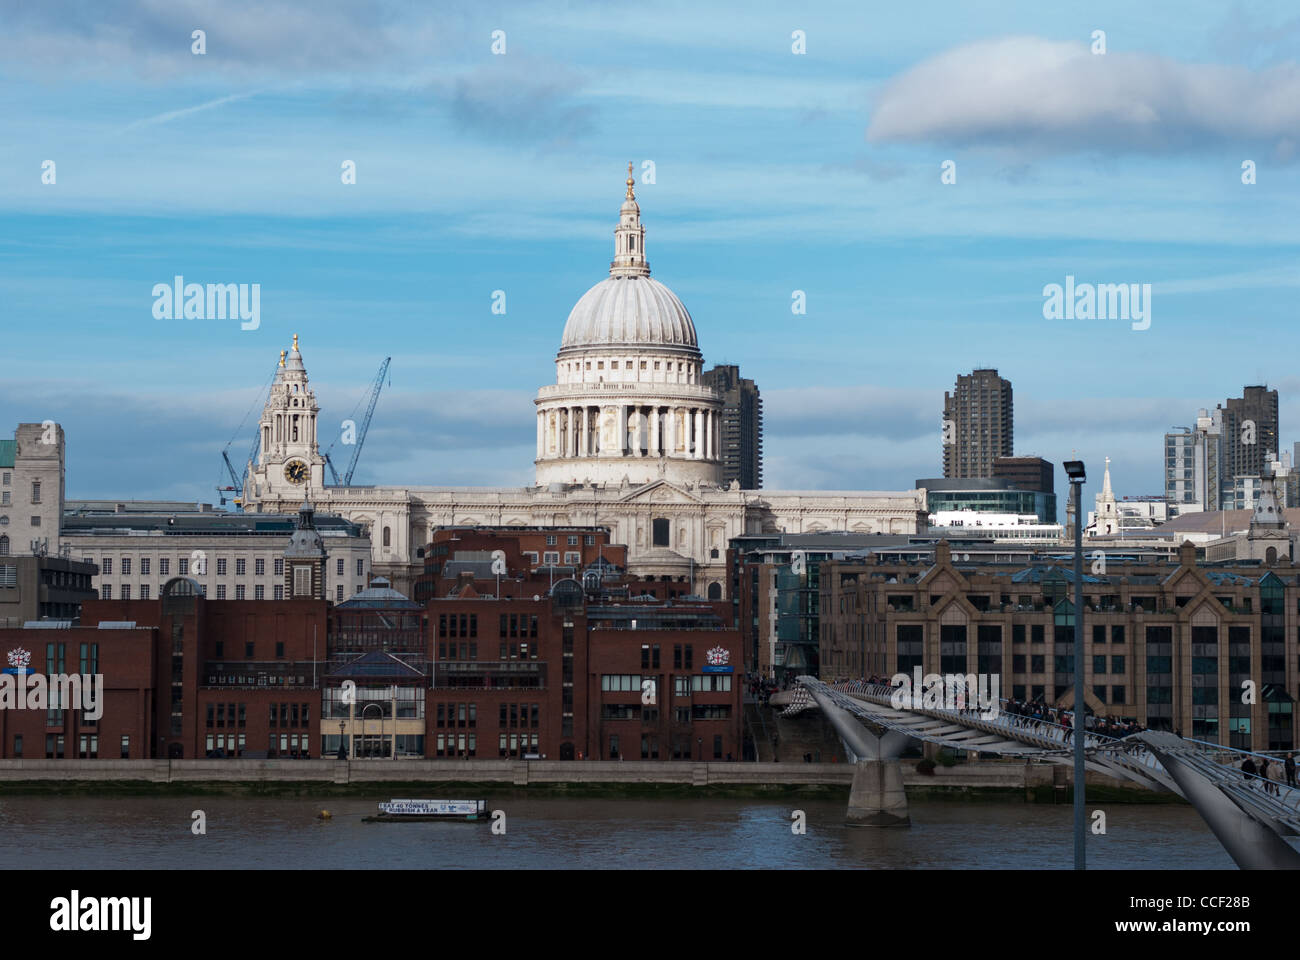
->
(117, 91), (255, 133)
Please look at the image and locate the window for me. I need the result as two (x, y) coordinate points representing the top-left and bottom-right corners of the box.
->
(543, 551), (559, 564)
(216, 585), (226, 599)
(274, 558), (284, 576)
(652, 518), (670, 547)
(255, 585), (264, 600)
(140, 558), (150, 575)
(274, 585), (284, 600)
(102, 557), (112, 575)
(356, 559), (364, 576)
(236, 558), (246, 576)
(177, 557), (187, 575)
(217, 558), (227, 575)
(336, 558), (344, 575)
(139, 585), (150, 600)
(31, 481), (40, 503)
(255, 558), (265, 576)
(160, 558), (170, 575)
(546, 535), (557, 546)
(383, 527), (391, 547)
(121, 584), (130, 600)
(336, 585), (343, 601)
(235, 585), (246, 599)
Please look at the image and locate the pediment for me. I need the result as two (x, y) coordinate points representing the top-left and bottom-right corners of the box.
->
(617, 480), (705, 505)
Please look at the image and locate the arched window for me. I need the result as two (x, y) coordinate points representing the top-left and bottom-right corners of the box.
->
(382, 526), (391, 547)
(0, 534), (8, 556)
(707, 582), (722, 600)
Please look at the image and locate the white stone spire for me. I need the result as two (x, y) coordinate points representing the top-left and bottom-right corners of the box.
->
(1095, 456), (1118, 534)
(610, 162), (649, 278)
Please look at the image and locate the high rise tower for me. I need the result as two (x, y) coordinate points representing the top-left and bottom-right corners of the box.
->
(702, 364), (762, 489)
(1220, 385), (1279, 508)
(942, 369), (1013, 479)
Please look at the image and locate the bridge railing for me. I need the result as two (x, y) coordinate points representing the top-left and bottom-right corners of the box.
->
(823, 680), (1124, 753)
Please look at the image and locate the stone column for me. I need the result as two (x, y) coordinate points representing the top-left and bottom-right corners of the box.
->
(633, 408), (643, 457)
(649, 409), (660, 457)
(536, 411), (544, 458)
(579, 407), (589, 457)
(570, 407), (579, 457)
(705, 410), (713, 461)
(618, 405), (628, 455)
(693, 409), (704, 459)
(683, 408), (693, 459)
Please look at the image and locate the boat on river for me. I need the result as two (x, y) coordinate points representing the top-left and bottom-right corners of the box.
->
(362, 799), (488, 823)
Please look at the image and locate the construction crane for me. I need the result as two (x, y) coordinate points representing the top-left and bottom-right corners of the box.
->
(323, 357), (391, 486)
(215, 362), (278, 508)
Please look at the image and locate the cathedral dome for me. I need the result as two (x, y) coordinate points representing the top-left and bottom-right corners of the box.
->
(560, 276), (698, 355)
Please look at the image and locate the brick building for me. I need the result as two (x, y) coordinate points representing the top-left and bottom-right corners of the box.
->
(0, 527), (742, 762)
(819, 539), (1300, 752)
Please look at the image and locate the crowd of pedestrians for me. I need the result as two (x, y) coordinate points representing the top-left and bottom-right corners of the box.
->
(1241, 752), (1296, 795)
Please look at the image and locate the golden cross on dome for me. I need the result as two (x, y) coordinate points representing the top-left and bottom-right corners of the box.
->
(292, 333), (299, 351)
(626, 161), (635, 200)
(279, 350), (286, 367)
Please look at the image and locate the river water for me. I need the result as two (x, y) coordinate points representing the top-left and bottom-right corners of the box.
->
(0, 795), (1233, 869)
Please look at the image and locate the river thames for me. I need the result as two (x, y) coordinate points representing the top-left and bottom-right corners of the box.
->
(0, 795), (1233, 868)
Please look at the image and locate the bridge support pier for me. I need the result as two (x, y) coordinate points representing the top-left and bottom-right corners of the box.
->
(847, 757), (910, 827)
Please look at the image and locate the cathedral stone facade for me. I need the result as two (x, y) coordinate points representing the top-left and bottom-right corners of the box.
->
(241, 170), (928, 597)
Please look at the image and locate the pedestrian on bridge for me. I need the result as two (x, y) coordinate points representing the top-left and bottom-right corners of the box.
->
(1269, 759), (1284, 795)
(1242, 756), (1257, 782)
(1285, 753), (1296, 788)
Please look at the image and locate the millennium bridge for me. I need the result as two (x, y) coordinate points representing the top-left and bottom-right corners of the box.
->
(787, 676), (1300, 870)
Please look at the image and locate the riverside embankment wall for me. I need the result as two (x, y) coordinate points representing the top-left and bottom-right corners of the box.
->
(0, 759), (1142, 795)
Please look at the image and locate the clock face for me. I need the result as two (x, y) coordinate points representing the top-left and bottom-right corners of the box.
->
(284, 460), (308, 485)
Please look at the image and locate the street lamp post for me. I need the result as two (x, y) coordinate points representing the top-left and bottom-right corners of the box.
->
(338, 719), (346, 760)
(1064, 459), (1087, 871)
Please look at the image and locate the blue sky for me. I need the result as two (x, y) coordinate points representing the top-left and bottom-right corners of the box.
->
(2, 0), (1299, 511)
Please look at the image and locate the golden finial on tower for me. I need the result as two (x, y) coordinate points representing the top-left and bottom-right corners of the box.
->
(625, 161), (635, 200)
(292, 333), (299, 352)
(279, 350), (286, 367)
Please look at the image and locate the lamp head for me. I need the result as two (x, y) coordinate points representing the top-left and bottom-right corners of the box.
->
(1064, 460), (1087, 483)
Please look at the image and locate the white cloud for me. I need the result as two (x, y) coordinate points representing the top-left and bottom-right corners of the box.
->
(867, 36), (1300, 159)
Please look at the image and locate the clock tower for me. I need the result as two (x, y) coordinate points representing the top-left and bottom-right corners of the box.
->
(246, 334), (326, 503)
